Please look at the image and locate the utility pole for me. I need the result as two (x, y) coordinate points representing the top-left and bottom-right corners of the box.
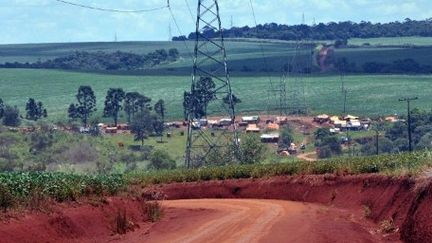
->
(399, 97), (418, 152)
(375, 129), (379, 155)
(340, 74), (345, 93)
(343, 88), (348, 114)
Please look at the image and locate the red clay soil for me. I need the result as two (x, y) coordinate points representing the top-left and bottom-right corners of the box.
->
(144, 199), (386, 243)
(145, 174), (432, 242)
(0, 174), (431, 242)
(0, 197), (152, 243)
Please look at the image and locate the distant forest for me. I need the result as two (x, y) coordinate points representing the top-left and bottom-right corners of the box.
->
(0, 48), (180, 71)
(173, 18), (432, 41)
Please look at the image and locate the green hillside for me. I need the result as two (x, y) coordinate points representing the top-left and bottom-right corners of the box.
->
(2, 38), (432, 75)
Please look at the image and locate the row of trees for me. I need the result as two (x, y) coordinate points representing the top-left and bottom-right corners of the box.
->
(175, 18), (432, 41)
(334, 57), (432, 74)
(361, 109), (432, 155)
(0, 98), (47, 127)
(67, 86), (166, 145)
(0, 49), (180, 71)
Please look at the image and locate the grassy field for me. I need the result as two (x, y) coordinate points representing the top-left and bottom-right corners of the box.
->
(2, 39), (432, 75)
(1, 68), (431, 121)
(348, 36), (432, 46)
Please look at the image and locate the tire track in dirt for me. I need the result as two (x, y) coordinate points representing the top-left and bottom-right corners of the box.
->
(137, 199), (388, 243)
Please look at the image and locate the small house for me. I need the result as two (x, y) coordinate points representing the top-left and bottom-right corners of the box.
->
(266, 123), (280, 130)
(276, 116), (288, 125)
(385, 116), (399, 123)
(246, 124), (260, 133)
(207, 120), (219, 128)
(314, 114), (330, 123)
(199, 119), (208, 126)
(105, 127), (117, 134)
(260, 133), (279, 143)
(330, 116), (341, 124)
(117, 123), (129, 130)
(347, 120), (362, 131)
(343, 114), (359, 121)
(241, 116), (260, 124)
(219, 118), (232, 126)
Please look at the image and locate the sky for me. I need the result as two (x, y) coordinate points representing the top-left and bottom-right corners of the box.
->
(1, 0), (432, 44)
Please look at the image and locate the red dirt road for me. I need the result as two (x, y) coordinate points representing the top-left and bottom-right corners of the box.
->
(137, 199), (388, 243)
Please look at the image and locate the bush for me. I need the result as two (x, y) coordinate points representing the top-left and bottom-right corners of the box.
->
(145, 201), (162, 222)
(60, 142), (99, 164)
(279, 126), (294, 149)
(0, 183), (15, 212)
(240, 134), (267, 164)
(205, 146), (235, 166)
(149, 149), (176, 170)
(2, 105), (20, 127)
(318, 145), (332, 159)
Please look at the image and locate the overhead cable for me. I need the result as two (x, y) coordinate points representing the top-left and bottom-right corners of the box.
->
(53, 0), (168, 13)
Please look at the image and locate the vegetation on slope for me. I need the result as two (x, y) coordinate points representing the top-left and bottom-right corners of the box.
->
(0, 49), (180, 71)
(1, 150), (431, 211)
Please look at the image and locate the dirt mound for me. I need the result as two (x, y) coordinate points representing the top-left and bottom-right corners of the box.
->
(0, 197), (151, 243)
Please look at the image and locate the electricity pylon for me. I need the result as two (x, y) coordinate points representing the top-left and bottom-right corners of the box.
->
(185, 0), (239, 168)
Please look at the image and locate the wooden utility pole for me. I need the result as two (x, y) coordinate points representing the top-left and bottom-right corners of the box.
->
(399, 97), (418, 152)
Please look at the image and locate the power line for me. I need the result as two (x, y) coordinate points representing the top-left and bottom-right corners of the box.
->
(184, 0), (195, 24)
(168, 4), (193, 58)
(53, 0), (168, 13)
(249, 0), (275, 114)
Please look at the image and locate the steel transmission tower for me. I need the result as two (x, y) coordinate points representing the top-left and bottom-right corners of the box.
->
(185, 0), (239, 168)
(276, 45), (308, 116)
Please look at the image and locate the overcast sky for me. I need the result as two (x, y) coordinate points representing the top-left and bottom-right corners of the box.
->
(1, 0), (431, 44)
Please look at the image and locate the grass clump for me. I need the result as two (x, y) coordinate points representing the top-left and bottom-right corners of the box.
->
(379, 219), (398, 233)
(0, 183), (15, 212)
(145, 201), (162, 222)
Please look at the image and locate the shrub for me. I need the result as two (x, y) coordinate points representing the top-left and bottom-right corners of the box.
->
(239, 134), (267, 164)
(149, 150), (176, 170)
(115, 209), (128, 235)
(2, 105), (20, 127)
(379, 219), (397, 233)
(61, 142), (98, 164)
(279, 126), (294, 149)
(0, 183), (14, 212)
(317, 145), (332, 159)
(145, 201), (162, 222)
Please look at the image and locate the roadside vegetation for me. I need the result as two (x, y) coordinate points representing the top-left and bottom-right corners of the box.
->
(0, 150), (431, 212)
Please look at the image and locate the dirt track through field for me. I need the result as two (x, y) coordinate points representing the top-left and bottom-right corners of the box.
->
(136, 199), (387, 243)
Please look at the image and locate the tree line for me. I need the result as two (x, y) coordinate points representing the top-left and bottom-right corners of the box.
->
(0, 48), (180, 71)
(361, 109), (432, 155)
(334, 57), (432, 74)
(174, 18), (432, 41)
(0, 86), (167, 146)
(67, 86), (166, 145)
(0, 98), (47, 127)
